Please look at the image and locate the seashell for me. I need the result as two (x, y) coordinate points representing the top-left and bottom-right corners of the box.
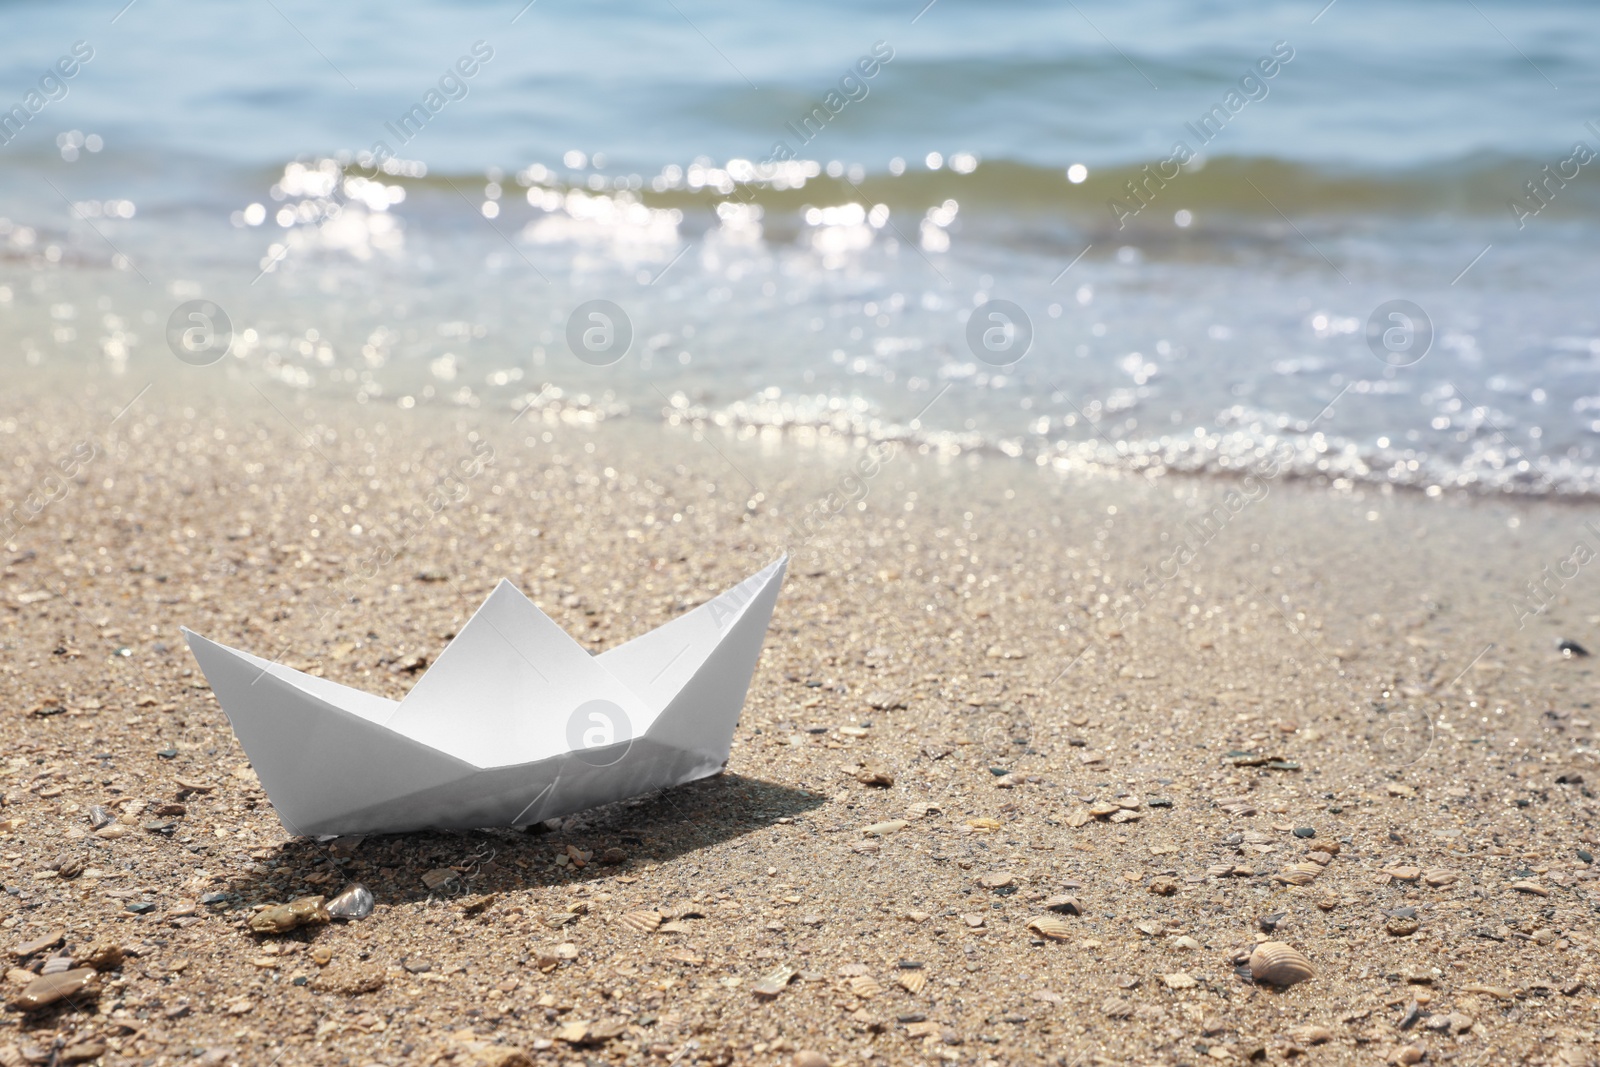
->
(978, 872), (1014, 889)
(1087, 801), (1119, 818)
(1307, 840), (1340, 856)
(1026, 916), (1073, 941)
(1383, 866), (1422, 882)
(1108, 809), (1140, 823)
(967, 817), (1002, 832)
(1422, 867), (1459, 887)
(1161, 973), (1197, 990)
(1272, 865), (1318, 887)
(658, 921), (692, 934)
(1043, 895), (1080, 915)
(1305, 851), (1333, 866)
(863, 820), (908, 838)
(1248, 942), (1315, 987)
(1100, 996), (1134, 1018)
(326, 883), (374, 921)
(41, 955), (73, 976)
(848, 975), (883, 998)
(852, 841), (881, 855)
(898, 970), (927, 994)
(836, 963), (870, 977)
(618, 910), (662, 934)
(752, 965), (796, 998)
(1065, 808), (1091, 828)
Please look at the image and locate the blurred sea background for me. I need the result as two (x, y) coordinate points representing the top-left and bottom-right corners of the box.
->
(3, 0), (1600, 497)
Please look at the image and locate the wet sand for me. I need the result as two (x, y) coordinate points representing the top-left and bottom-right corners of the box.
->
(1, 373), (1597, 1066)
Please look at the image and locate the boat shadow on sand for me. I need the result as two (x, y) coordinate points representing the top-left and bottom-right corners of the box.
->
(216, 772), (828, 909)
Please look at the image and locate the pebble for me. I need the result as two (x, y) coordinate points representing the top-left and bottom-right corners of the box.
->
(794, 1052), (829, 1067)
(1289, 1025), (1332, 1045)
(1293, 827), (1315, 838)
(250, 896), (332, 934)
(311, 963), (386, 995)
(9, 968), (99, 1012)
(855, 762), (894, 787)
(326, 883), (374, 920)
(14, 930), (64, 956)
(422, 868), (459, 891)
(1386, 915), (1421, 937)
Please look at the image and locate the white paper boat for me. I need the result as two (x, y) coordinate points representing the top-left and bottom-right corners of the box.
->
(182, 557), (787, 836)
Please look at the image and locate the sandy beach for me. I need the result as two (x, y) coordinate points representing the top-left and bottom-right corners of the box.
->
(0, 373), (1595, 1066)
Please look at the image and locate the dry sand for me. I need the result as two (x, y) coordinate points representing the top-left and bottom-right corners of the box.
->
(1, 374), (1597, 1066)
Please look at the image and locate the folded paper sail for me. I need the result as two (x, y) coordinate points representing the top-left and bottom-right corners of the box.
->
(182, 557), (787, 836)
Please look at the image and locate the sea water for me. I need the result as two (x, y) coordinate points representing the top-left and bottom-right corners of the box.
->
(2, 0), (1599, 496)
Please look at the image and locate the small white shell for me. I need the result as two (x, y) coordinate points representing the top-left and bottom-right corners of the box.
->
(1026, 915), (1073, 941)
(618, 910), (662, 934)
(1249, 941), (1315, 986)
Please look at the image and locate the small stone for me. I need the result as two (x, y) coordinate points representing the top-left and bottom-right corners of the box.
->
(598, 847), (627, 865)
(460, 893), (496, 917)
(310, 945), (333, 966)
(81, 941), (123, 971)
(855, 762), (894, 787)
(87, 806), (115, 830)
(794, 1052), (829, 1067)
(421, 868), (459, 891)
(1386, 915), (1421, 937)
(1293, 827), (1315, 838)
(9, 968), (99, 1012)
(1289, 1025), (1332, 1046)
(13, 929), (65, 957)
(326, 883), (374, 920)
(1396, 1044), (1426, 1065)
(311, 963), (386, 995)
(250, 896), (331, 934)
(1148, 877), (1178, 896)
(58, 1041), (106, 1063)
